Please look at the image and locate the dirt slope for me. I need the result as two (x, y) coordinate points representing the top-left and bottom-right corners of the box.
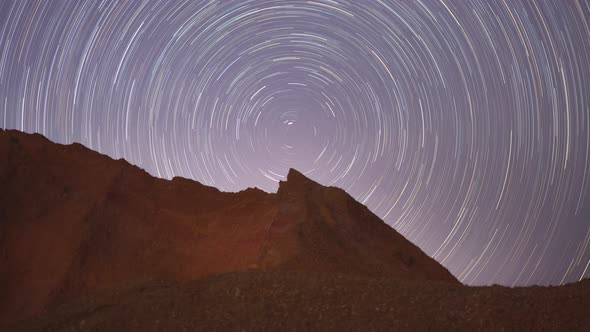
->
(0, 129), (457, 326)
(9, 271), (590, 332)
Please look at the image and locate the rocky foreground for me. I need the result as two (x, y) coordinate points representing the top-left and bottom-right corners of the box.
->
(9, 271), (590, 332)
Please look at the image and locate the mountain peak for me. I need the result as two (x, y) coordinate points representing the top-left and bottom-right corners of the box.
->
(0, 130), (460, 326)
(278, 168), (319, 195)
(286, 168), (312, 183)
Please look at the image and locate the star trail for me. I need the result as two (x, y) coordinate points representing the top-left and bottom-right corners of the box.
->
(1, 0), (590, 286)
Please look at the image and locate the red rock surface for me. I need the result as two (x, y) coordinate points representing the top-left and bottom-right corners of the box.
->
(10, 271), (590, 332)
(0, 129), (458, 326)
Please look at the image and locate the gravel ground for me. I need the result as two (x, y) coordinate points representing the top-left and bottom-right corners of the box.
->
(8, 270), (590, 332)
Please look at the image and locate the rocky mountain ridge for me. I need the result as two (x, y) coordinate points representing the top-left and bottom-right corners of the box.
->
(0, 129), (456, 326)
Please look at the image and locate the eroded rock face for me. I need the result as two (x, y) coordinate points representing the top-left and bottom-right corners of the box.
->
(0, 129), (458, 325)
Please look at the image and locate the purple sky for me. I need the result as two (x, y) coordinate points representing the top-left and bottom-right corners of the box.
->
(1, 0), (590, 286)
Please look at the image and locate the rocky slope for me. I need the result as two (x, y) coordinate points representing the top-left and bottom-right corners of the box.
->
(9, 271), (590, 331)
(0, 129), (457, 327)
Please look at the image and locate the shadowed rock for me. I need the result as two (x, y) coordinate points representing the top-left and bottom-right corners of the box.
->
(2, 129), (590, 331)
(0, 129), (456, 325)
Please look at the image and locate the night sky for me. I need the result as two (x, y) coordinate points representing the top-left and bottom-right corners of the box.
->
(1, 0), (590, 286)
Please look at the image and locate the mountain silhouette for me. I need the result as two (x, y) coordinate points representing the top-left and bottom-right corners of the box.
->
(2, 129), (589, 331)
(0, 129), (455, 325)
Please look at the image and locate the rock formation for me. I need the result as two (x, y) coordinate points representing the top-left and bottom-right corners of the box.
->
(0, 129), (456, 326)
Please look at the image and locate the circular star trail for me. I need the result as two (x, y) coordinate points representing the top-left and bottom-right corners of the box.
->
(2, 0), (590, 286)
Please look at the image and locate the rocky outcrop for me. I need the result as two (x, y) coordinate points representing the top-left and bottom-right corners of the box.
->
(0, 129), (457, 325)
